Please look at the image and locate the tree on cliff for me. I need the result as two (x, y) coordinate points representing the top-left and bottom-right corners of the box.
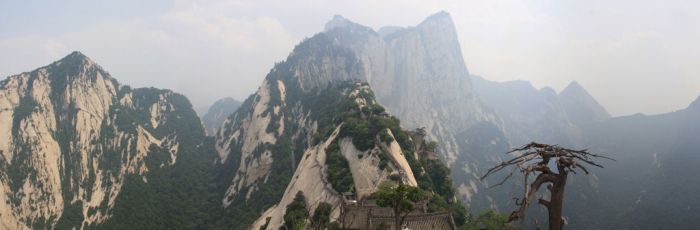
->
(283, 191), (309, 230)
(310, 202), (332, 230)
(482, 142), (613, 230)
(375, 182), (425, 230)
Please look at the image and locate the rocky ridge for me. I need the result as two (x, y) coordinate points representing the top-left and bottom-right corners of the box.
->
(0, 52), (206, 229)
(214, 20), (461, 227)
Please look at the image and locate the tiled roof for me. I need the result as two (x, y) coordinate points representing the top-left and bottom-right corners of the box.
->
(370, 213), (455, 230)
(341, 205), (455, 230)
(342, 206), (370, 229)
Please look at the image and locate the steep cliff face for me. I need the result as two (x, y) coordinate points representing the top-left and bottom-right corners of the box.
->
(321, 12), (508, 209)
(214, 26), (460, 228)
(214, 35), (366, 217)
(320, 12), (620, 215)
(201, 97), (241, 136)
(186, 11), (697, 230)
(247, 85), (421, 229)
(0, 52), (209, 229)
(325, 12), (497, 164)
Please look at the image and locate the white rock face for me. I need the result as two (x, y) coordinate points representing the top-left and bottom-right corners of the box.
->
(0, 71), (64, 230)
(216, 62), (425, 229)
(323, 12), (501, 205)
(340, 138), (391, 199)
(0, 52), (187, 228)
(218, 80), (280, 206)
(218, 13), (501, 226)
(251, 127), (422, 229)
(251, 127), (343, 230)
(378, 129), (418, 187)
(149, 94), (167, 129)
(323, 13), (508, 181)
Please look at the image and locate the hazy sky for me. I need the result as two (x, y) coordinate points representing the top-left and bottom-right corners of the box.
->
(1, 0), (698, 116)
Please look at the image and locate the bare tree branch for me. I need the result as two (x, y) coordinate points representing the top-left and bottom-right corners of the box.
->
(487, 166), (517, 189)
(482, 142), (613, 230)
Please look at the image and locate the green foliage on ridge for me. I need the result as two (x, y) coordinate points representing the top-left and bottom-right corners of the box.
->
(461, 210), (512, 230)
(325, 140), (353, 193)
(89, 88), (221, 230)
(283, 192), (309, 230)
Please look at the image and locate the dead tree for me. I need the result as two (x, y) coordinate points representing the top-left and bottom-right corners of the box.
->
(481, 142), (613, 230)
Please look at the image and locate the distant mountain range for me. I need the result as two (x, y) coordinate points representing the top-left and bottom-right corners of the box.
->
(0, 11), (697, 230)
(568, 95), (700, 229)
(287, 11), (700, 229)
(201, 97), (241, 136)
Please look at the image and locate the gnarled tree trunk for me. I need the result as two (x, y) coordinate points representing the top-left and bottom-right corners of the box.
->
(481, 142), (613, 230)
(545, 171), (567, 230)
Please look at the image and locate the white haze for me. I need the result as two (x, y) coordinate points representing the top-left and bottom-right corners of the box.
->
(0, 0), (698, 116)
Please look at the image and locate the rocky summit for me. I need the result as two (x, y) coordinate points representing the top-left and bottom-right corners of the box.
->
(0, 14), (466, 229)
(1, 10), (699, 230)
(0, 51), (214, 229)
(212, 18), (462, 227)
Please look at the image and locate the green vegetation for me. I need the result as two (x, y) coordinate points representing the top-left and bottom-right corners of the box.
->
(311, 202), (332, 230)
(7, 72), (476, 229)
(379, 129), (394, 143)
(375, 223), (390, 230)
(296, 81), (468, 228)
(283, 192), (309, 230)
(394, 128), (471, 227)
(377, 152), (389, 170)
(7, 77), (41, 196)
(12, 38), (490, 230)
(218, 122), (303, 228)
(214, 66), (421, 227)
(223, 77), (419, 228)
(425, 141), (438, 152)
(461, 210), (512, 230)
(11, 94), (38, 136)
(326, 141), (354, 193)
(340, 116), (374, 150)
(54, 201), (84, 229)
(216, 106), (303, 228)
(375, 182), (425, 230)
(340, 108), (407, 152)
(89, 88), (221, 230)
(4, 52), (238, 229)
